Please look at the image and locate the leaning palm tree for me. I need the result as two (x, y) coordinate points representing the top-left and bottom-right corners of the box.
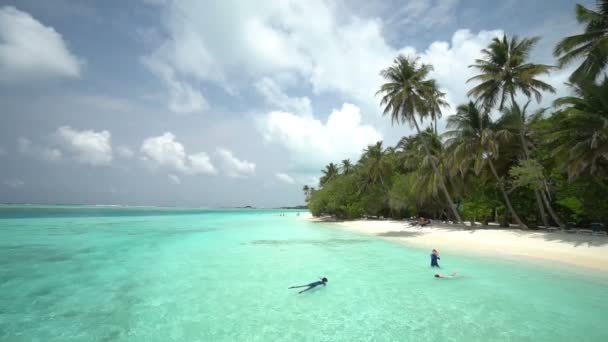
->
(377, 55), (463, 223)
(498, 103), (564, 228)
(444, 102), (528, 228)
(468, 34), (555, 112)
(500, 101), (563, 227)
(554, 1), (608, 82)
(340, 159), (353, 175)
(319, 163), (339, 187)
(547, 78), (608, 179)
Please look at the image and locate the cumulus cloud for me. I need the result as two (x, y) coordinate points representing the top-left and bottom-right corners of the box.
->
(140, 132), (216, 175)
(167, 174), (181, 184)
(142, 56), (208, 114)
(387, 0), (459, 29)
(259, 103), (382, 172)
(116, 146), (134, 158)
(56, 126), (112, 166)
(17, 137), (62, 162)
(404, 29), (504, 111)
(216, 148), (255, 178)
(0, 6), (82, 83)
(143, 1), (571, 130)
(255, 77), (312, 116)
(275, 172), (296, 185)
(142, 0), (394, 113)
(41, 148), (63, 162)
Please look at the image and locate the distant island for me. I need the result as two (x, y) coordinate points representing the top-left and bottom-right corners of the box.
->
(277, 205), (308, 210)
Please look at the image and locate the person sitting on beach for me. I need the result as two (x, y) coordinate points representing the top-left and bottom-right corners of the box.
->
(434, 272), (458, 279)
(288, 277), (328, 294)
(430, 249), (440, 268)
(418, 217), (431, 227)
(408, 216), (418, 226)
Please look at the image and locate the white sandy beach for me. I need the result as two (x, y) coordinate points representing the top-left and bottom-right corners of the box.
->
(304, 214), (608, 272)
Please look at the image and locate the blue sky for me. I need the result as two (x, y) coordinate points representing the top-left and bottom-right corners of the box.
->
(0, 0), (590, 207)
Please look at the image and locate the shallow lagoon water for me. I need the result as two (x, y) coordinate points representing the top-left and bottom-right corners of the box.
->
(1, 206), (607, 341)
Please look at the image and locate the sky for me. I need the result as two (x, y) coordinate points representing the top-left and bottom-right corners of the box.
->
(0, 0), (591, 207)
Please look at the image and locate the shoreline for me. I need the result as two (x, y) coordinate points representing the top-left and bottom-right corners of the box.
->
(305, 215), (608, 273)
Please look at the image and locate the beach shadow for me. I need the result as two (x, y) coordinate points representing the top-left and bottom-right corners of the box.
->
(540, 232), (608, 247)
(376, 231), (423, 238)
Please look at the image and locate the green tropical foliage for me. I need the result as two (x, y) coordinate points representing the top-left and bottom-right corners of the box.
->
(304, 5), (608, 228)
(376, 55), (463, 223)
(554, 1), (608, 82)
(468, 35), (555, 111)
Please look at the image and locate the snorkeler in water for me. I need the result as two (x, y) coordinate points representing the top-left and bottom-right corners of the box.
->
(288, 277), (328, 294)
(434, 272), (458, 279)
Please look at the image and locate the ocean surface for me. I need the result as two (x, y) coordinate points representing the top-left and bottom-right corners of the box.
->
(1, 205), (607, 341)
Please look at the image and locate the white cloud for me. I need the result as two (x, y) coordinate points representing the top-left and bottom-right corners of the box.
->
(168, 174), (181, 184)
(140, 132), (217, 175)
(57, 126), (112, 166)
(144, 1), (572, 134)
(3, 179), (24, 188)
(255, 77), (312, 116)
(17, 137), (62, 162)
(216, 148), (255, 178)
(187, 153), (216, 175)
(142, 56), (208, 114)
(406, 29), (503, 109)
(259, 103), (382, 172)
(143, 0), (394, 113)
(116, 146), (134, 158)
(0, 6), (82, 83)
(275, 172), (296, 185)
(386, 0), (459, 29)
(41, 148), (63, 162)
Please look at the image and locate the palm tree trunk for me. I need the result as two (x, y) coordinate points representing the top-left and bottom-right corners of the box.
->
(487, 158), (528, 229)
(517, 129), (563, 228)
(534, 190), (549, 227)
(516, 133), (549, 227)
(412, 117), (463, 224)
(539, 187), (564, 228)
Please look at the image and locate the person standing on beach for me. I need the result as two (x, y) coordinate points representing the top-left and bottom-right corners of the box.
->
(430, 249), (440, 268)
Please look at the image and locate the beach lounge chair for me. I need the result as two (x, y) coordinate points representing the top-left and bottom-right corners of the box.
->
(565, 222), (578, 233)
(591, 223), (607, 236)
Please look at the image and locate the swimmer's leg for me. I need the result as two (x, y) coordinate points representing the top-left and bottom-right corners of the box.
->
(289, 285), (309, 289)
(298, 285), (315, 294)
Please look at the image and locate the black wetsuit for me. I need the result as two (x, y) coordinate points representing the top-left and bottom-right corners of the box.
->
(289, 280), (326, 293)
(431, 254), (440, 267)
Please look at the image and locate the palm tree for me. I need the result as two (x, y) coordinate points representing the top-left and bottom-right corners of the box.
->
(499, 103), (564, 228)
(554, 1), (608, 82)
(428, 81), (449, 134)
(358, 142), (392, 190)
(377, 55), (463, 223)
(444, 102), (528, 228)
(302, 185), (310, 201)
(340, 159), (353, 175)
(467, 34), (555, 112)
(547, 78), (608, 179)
(319, 163), (339, 187)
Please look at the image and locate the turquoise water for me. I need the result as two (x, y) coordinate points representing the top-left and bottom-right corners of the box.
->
(1, 206), (607, 341)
